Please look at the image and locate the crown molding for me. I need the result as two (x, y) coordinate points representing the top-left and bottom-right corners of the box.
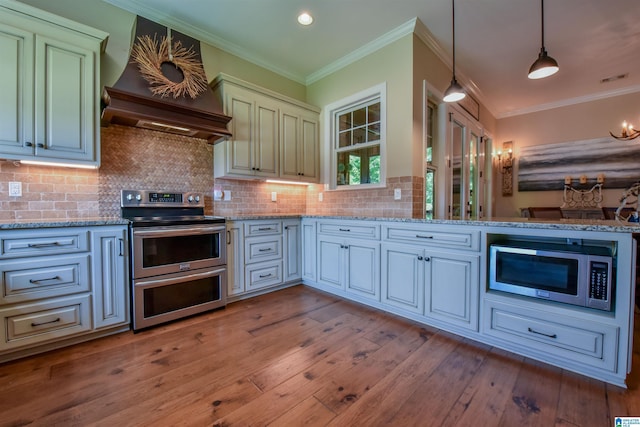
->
(496, 84), (640, 119)
(305, 18), (418, 85)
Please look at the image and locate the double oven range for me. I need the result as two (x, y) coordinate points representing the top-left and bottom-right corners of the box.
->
(121, 190), (227, 331)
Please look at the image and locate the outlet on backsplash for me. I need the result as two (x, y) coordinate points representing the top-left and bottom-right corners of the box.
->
(8, 182), (22, 197)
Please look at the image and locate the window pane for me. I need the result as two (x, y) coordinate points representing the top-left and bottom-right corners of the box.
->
(337, 146), (380, 186)
(368, 103), (380, 122)
(339, 112), (351, 131)
(367, 122), (380, 143)
(338, 130), (352, 148)
(352, 107), (366, 127)
(353, 127), (366, 145)
(425, 168), (435, 219)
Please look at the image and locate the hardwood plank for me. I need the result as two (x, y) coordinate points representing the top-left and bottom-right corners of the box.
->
(211, 335), (383, 426)
(554, 371), (610, 427)
(269, 396), (336, 427)
(324, 331), (464, 426)
(381, 338), (491, 426)
(498, 358), (563, 427)
(313, 323), (433, 414)
(442, 346), (524, 426)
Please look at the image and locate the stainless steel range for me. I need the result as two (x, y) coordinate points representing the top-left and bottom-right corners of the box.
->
(121, 190), (227, 331)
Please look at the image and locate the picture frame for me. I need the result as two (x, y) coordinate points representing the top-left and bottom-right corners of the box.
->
(459, 93), (479, 121)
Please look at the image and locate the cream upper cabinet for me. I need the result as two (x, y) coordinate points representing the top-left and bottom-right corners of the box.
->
(0, 0), (107, 167)
(280, 106), (319, 181)
(212, 74), (320, 182)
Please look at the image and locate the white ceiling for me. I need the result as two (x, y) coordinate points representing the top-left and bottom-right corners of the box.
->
(103, 0), (640, 119)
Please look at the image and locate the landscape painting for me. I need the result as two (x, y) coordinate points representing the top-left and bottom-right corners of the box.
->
(518, 137), (640, 191)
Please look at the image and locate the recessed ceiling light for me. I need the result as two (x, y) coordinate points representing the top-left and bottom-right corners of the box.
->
(297, 12), (313, 26)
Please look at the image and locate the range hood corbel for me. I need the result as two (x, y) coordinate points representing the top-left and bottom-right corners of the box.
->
(101, 16), (231, 143)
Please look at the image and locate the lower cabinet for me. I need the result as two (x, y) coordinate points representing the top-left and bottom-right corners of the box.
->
(0, 224), (129, 360)
(91, 226), (128, 329)
(317, 235), (380, 301)
(381, 243), (479, 331)
(483, 298), (619, 372)
(227, 218), (302, 298)
(301, 218), (316, 282)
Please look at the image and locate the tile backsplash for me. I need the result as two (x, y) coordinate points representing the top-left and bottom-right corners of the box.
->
(0, 125), (424, 220)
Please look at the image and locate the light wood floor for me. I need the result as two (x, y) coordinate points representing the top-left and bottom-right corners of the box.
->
(0, 285), (639, 427)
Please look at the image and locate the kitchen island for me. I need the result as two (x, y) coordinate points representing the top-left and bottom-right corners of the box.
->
(293, 215), (638, 388)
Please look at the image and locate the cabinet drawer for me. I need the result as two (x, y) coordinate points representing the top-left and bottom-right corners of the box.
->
(318, 222), (380, 240)
(1, 229), (90, 258)
(0, 294), (92, 351)
(244, 221), (282, 237)
(0, 254), (90, 304)
(245, 261), (283, 291)
(383, 225), (479, 251)
(484, 300), (618, 372)
(245, 236), (282, 264)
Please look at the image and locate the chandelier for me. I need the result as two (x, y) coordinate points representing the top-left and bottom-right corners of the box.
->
(610, 121), (640, 141)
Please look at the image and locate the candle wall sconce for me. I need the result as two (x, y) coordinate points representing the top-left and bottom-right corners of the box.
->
(561, 174), (604, 209)
(493, 141), (514, 196)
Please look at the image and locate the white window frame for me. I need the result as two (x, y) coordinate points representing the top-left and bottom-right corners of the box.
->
(323, 82), (387, 190)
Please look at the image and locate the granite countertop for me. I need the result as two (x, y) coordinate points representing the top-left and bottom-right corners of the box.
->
(226, 215), (640, 233)
(2, 214), (639, 233)
(0, 217), (130, 230)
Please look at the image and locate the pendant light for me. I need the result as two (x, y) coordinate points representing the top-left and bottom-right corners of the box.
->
(528, 0), (559, 79)
(443, 0), (465, 102)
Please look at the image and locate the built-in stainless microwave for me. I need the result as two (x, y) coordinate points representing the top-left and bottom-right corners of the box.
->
(489, 241), (614, 311)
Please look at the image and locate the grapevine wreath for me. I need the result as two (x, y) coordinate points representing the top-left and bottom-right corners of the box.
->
(131, 34), (207, 99)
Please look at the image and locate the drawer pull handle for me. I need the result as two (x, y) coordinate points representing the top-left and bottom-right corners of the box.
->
(31, 317), (61, 327)
(416, 235), (434, 239)
(259, 273), (272, 278)
(28, 242), (61, 248)
(29, 276), (61, 284)
(258, 248), (272, 252)
(258, 227), (274, 231)
(339, 228), (351, 232)
(527, 327), (557, 339)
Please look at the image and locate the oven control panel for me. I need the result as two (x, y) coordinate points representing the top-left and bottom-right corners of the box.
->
(121, 190), (204, 207)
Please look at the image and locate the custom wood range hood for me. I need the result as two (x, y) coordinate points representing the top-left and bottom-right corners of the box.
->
(101, 16), (231, 143)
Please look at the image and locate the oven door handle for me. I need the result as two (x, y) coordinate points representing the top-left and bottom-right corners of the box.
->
(134, 267), (226, 288)
(133, 226), (225, 237)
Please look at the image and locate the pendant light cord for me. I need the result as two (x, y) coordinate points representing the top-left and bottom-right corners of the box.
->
(451, 0), (456, 77)
(540, 0), (545, 49)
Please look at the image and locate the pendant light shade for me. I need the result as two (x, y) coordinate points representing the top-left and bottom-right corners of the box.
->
(444, 0), (465, 103)
(443, 78), (465, 103)
(528, 0), (559, 79)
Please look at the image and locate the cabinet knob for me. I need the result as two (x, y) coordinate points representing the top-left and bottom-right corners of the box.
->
(25, 141), (33, 147)
(424, 256), (431, 262)
(418, 256), (423, 261)
(37, 143), (44, 148)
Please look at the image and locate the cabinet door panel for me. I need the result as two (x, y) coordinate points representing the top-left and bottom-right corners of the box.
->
(301, 220), (316, 281)
(346, 242), (379, 300)
(426, 252), (479, 330)
(0, 22), (33, 154)
(254, 101), (278, 176)
(226, 93), (254, 174)
(283, 221), (301, 282)
(300, 116), (319, 180)
(317, 238), (344, 290)
(280, 111), (299, 179)
(381, 244), (423, 314)
(92, 228), (128, 329)
(35, 35), (94, 161)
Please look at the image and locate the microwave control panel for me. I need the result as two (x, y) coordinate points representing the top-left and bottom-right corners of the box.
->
(588, 261), (611, 310)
